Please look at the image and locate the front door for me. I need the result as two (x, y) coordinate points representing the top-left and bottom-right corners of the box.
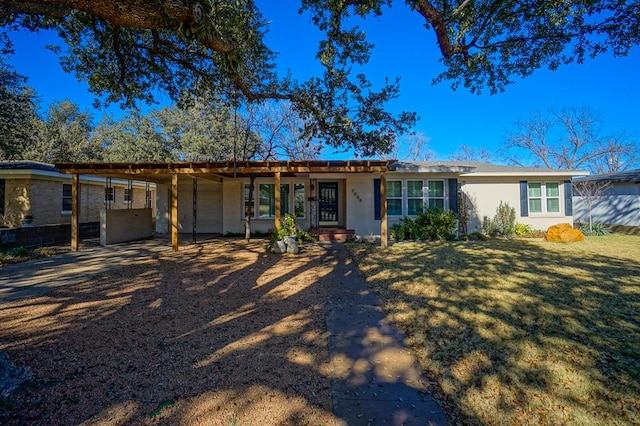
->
(318, 182), (339, 225)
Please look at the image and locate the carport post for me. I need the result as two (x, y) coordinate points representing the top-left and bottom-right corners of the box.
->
(71, 173), (79, 251)
(171, 173), (179, 251)
(274, 171), (281, 229)
(380, 171), (388, 248)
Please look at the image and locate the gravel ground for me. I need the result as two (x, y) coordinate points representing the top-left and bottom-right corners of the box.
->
(0, 239), (339, 425)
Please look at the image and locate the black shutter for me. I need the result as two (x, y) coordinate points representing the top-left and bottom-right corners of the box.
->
(447, 178), (458, 216)
(520, 181), (528, 217)
(374, 178), (381, 220)
(564, 180), (573, 216)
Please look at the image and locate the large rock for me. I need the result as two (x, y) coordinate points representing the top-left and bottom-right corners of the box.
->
(545, 223), (585, 243)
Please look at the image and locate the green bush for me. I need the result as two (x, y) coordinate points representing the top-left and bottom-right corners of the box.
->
(483, 202), (516, 237)
(6, 246), (28, 257)
(577, 222), (610, 236)
(514, 223), (533, 236)
(391, 208), (457, 241)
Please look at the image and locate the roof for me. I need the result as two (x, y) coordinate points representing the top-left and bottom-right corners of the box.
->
(573, 169), (640, 184)
(0, 161), (58, 173)
(392, 161), (587, 177)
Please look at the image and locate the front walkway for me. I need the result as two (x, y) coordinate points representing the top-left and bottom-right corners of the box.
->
(0, 238), (448, 425)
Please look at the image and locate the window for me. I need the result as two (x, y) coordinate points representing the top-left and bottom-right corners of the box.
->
(407, 180), (424, 215)
(105, 187), (114, 203)
(124, 188), (133, 204)
(546, 182), (560, 213)
(246, 182), (305, 219)
(62, 184), (72, 212)
(387, 180), (403, 216)
(528, 182), (560, 214)
(294, 183), (306, 218)
(427, 180), (445, 209)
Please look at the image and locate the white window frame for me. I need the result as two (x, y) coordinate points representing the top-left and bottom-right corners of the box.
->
(386, 180), (403, 216)
(243, 182), (306, 219)
(528, 181), (561, 214)
(426, 180), (445, 211)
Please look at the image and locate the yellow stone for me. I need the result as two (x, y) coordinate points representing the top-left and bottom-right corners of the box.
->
(545, 223), (585, 242)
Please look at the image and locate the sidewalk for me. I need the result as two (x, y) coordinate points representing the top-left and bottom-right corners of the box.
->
(0, 238), (170, 304)
(323, 242), (448, 425)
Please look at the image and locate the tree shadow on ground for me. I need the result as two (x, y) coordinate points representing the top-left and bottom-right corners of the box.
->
(0, 239), (341, 425)
(349, 237), (640, 425)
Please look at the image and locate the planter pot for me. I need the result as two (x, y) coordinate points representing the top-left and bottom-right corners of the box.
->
(283, 236), (297, 246)
(286, 240), (300, 254)
(273, 240), (287, 254)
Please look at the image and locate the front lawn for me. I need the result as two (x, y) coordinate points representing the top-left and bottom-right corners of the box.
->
(348, 234), (640, 425)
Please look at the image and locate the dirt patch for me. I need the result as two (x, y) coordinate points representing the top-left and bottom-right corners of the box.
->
(0, 239), (339, 425)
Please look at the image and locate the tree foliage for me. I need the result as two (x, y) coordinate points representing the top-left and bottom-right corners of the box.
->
(24, 99), (99, 162)
(0, 56), (36, 160)
(502, 106), (639, 172)
(2, 1), (638, 156)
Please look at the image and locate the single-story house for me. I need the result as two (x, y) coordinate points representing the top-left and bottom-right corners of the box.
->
(0, 161), (156, 228)
(573, 169), (640, 234)
(55, 160), (586, 250)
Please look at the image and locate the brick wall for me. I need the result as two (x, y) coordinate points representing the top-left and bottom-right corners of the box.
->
(3, 179), (31, 227)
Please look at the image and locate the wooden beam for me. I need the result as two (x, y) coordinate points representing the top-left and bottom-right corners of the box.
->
(380, 171), (388, 248)
(274, 171), (281, 230)
(71, 174), (79, 251)
(171, 174), (179, 251)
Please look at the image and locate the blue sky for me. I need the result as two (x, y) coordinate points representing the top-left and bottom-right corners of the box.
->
(5, 1), (640, 162)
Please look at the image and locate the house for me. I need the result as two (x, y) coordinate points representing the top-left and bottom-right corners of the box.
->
(573, 169), (640, 234)
(0, 161), (156, 228)
(55, 160), (586, 250)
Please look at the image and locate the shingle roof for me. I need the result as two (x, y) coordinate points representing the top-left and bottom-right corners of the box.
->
(392, 161), (585, 175)
(0, 161), (58, 172)
(574, 169), (640, 184)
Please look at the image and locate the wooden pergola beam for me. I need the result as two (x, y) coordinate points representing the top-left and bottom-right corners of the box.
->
(171, 174), (179, 251)
(380, 171), (388, 249)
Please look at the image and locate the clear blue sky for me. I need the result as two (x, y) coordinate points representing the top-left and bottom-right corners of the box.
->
(5, 1), (640, 162)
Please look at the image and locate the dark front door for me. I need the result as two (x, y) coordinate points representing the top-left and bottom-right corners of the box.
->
(319, 182), (338, 224)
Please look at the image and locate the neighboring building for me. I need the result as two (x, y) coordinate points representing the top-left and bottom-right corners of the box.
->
(0, 161), (155, 228)
(573, 169), (640, 233)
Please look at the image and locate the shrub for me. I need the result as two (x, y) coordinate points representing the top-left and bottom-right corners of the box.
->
(460, 232), (487, 241)
(483, 202), (516, 237)
(391, 208), (457, 241)
(6, 246), (28, 257)
(577, 222), (610, 236)
(514, 223), (533, 236)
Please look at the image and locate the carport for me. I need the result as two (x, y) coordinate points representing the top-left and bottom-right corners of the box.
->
(55, 160), (395, 251)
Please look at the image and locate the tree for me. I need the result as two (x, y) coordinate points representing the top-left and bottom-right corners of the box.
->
(23, 99), (100, 162)
(502, 106), (638, 172)
(573, 178), (612, 232)
(0, 57), (37, 160)
(449, 144), (493, 162)
(246, 101), (322, 161)
(2, 1), (638, 155)
(386, 132), (434, 162)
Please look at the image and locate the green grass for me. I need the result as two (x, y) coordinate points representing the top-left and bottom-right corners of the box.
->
(347, 234), (640, 425)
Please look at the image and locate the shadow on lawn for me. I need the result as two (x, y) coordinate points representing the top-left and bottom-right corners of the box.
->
(0, 239), (340, 424)
(350, 238), (640, 425)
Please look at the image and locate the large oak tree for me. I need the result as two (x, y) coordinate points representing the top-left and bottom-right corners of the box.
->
(1, 1), (638, 156)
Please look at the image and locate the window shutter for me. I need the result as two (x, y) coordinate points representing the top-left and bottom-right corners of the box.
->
(374, 178), (381, 220)
(520, 181), (528, 217)
(447, 178), (458, 216)
(564, 180), (573, 216)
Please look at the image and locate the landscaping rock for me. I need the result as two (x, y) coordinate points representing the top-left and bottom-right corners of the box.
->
(545, 223), (585, 243)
